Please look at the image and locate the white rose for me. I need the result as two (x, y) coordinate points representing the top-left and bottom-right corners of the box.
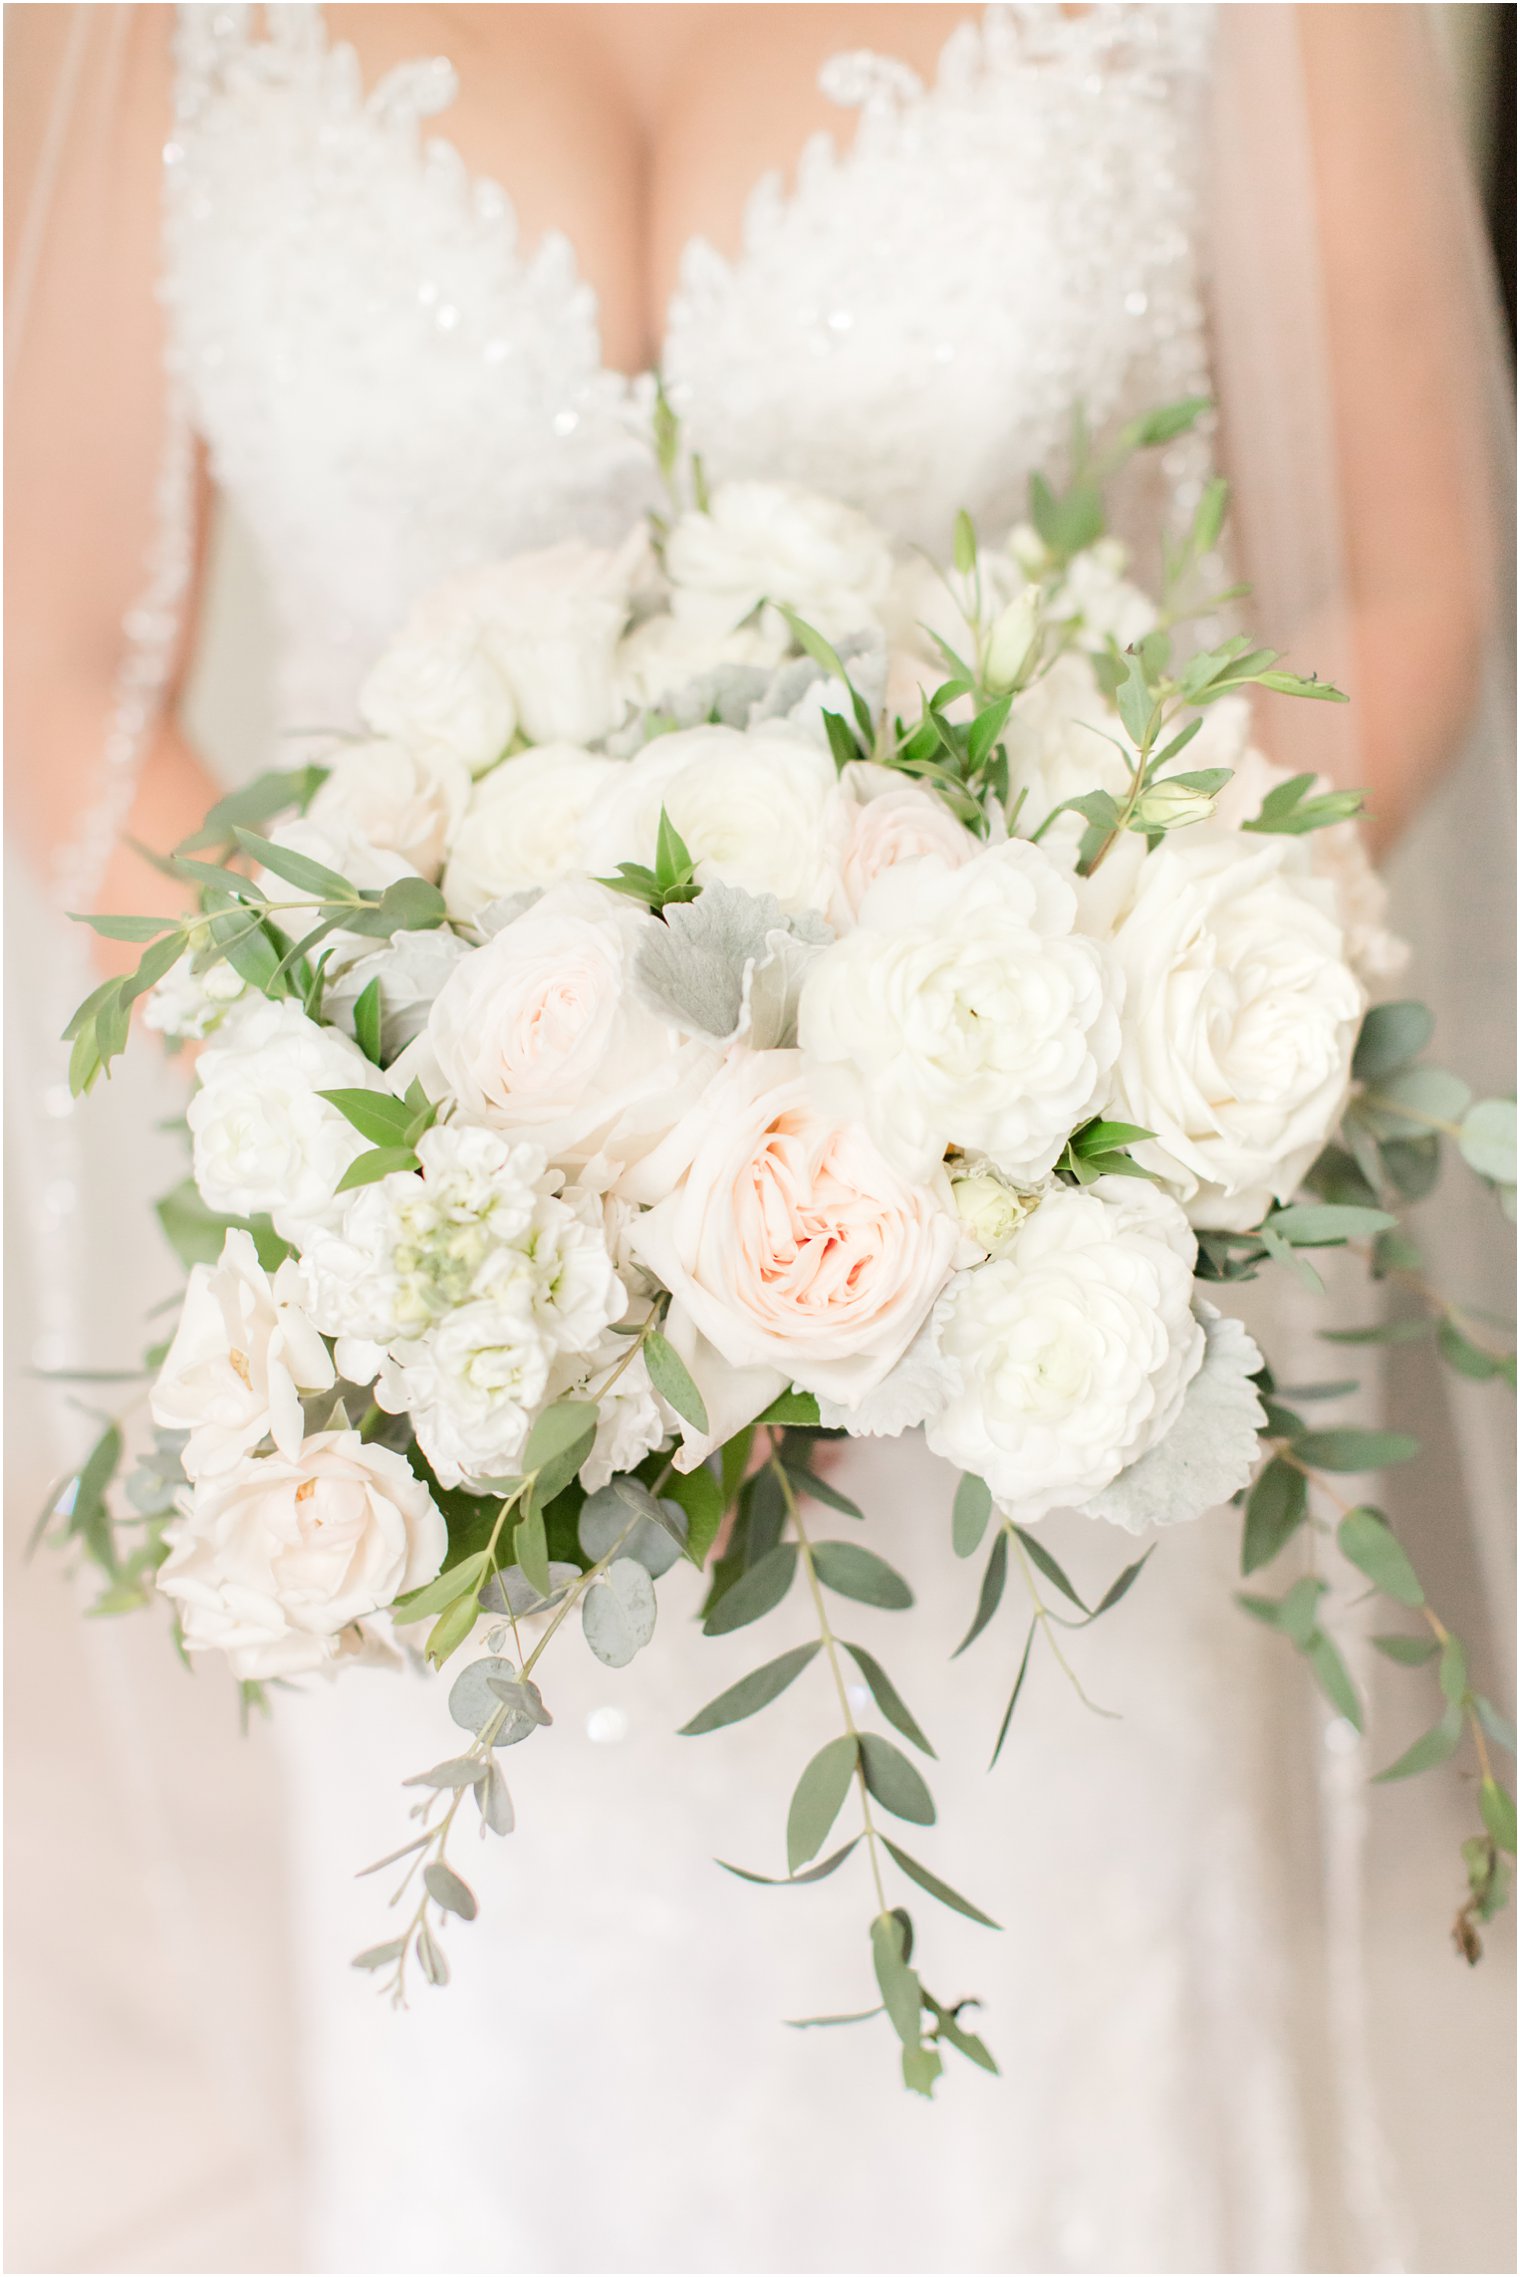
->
(322, 926), (471, 1061)
(360, 620), (518, 776)
(798, 839), (1121, 1184)
(832, 763), (978, 927)
(1005, 652), (1130, 861)
(1107, 836), (1365, 1230)
(151, 1229), (335, 1479)
(579, 723), (850, 917)
(420, 536), (644, 747)
(442, 745), (623, 924)
(1208, 748), (1408, 986)
(157, 1430), (446, 1679)
(187, 999), (385, 1241)
(633, 1050), (964, 1440)
(309, 737), (470, 881)
(926, 1179), (1205, 1523)
(665, 480), (893, 644)
(375, 1291), (554, 1490)
(422, 881), (720, 1186)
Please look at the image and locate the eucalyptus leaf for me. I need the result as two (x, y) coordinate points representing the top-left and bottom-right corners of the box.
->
(1294, 1429), (1418, 1472)
(423, 1862), (478, 1920)
(581, 1558), (658, 1667)
(351, 1941), (406, 1971)
(1241, 1457), (1308, 1574)
(988, 1621), (1038, 1769)
(476, 1761), (515, 1835)
(522, 1400), (599, 1503)
(952, 1529), (1008, 1658)
(1352, 1001), (1434, 1083)
(1373, 1702), (1464, 1783)
(720, 1837), (861, 1889)
(786, 1735), (860, 1872)
(810, 1539), (913, 1610)
(679, 1642), (821, 1736)
(1480, 1777), (1517, 1856)
(881, 1838), (1000, 1929)
(869, 1911), (924, 2051)
(578, 1479), (688, 1578)
(1305, 1632), (1362, 1729)
(415, 1923), (449, 1987)
(1337, 1507), (1424, 1607)
(952, 1473), (992, 1559)
(702, 1542), (797, 1636)
(447, 1657), (540, 1747)
(643, 1330), (710, 1433)
(1372, 1632), (1439, 1666)
(841, 1641), (936, 1757)
(858, 1733), (935, 1826)
(1458, 1098), (1517, 1186)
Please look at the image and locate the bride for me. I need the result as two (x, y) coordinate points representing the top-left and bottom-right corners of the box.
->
(7, 7), (1512, 2271)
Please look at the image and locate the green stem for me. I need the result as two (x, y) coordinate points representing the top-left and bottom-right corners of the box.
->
(1005, 1524), (1118, 1718)
(771, 1446), (890, 1912)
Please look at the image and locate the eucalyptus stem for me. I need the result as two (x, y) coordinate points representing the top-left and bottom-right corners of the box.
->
(770, 1445), (890, 1912)
(1005, 1523), (1117, 1719)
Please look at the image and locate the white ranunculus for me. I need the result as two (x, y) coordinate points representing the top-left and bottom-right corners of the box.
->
(1208, 748), (1408, 985)
(633, 1050), (964, 1447)
(322, 926), (472, 1061)
(831, 763), (978, 928)
(374, 1291), (554, 1490)
(423, 881), (720, 1187)
(442, 745), (623, 924)
(579, 722), (851, 918)
(360, 619), (518, 776)
(926, 1178), (1205, 1523)
(798, 838), (1121, 1184)
(950, 1168), (1041, 1259)
(664, 480), (893, 645)
(309, 737), (471, 881)
(157, 1430), (446, 1679)
(187, 999), (386, 1241)
(144, 949), (248, 1042)
(1107, 836), (1365, 1230)
(418, 537), (645, 747)
(151, 1229), (335, 1479)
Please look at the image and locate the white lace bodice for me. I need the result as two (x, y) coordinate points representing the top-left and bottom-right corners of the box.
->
(163, 2), (1217, 730)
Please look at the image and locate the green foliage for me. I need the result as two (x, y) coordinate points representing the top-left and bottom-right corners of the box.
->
(702, 1542), (797, 1636)
(841, 1642), (935, 1758)
(809, 1539), (913, 1611)
(786, 1735), (859, 1871)
(951, 1472), (992, 1558)
(679, 1643), (822, 1737)
(1241, 1457), (1308, 1573)
(643, 1329), (709, 1433)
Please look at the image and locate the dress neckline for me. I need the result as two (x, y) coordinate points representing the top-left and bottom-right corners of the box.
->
(222, 1), (1171, 387)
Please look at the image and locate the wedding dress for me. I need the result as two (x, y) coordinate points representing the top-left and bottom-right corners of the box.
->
(9, 5), (1513, 2272)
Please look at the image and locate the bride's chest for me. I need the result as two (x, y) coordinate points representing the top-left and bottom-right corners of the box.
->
(164, 3), (1215, 605)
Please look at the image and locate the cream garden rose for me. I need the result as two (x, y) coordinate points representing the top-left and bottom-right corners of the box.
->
(1106, 836), (1365, 1230)
(442, 745), (623, 924)
(579, 722), (851, 917)
(832, 763), (979, 926)
(798, 838), (1121, 1184)
(420, 537), (644, 748)
(157, 1430), (446, 1680)
(633, 1050), (965, 1446)
(926, 1179), (1205, 1522)
(360, 617), (518, 776)
(421, 880), (719, 1184)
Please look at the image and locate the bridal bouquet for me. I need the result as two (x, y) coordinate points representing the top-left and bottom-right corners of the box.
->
(55, 399), (1515, 2090)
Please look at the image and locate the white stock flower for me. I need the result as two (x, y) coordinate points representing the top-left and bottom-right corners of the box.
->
(158, 1429), (446, 1679)
(360, 619), (518, 776)
(926, 1179), (1205, 1523)
(798, 838), (1121, 1184)
(441, 745), (623, 924)
(151, 1229), (335, 1478)
(187, 999), (385, 1241)
(423, 882), (720, 1186)
(664, 480), (892, 644)
(144, 950), (248, 1043)
(1107, 836), (1365, 1230)
(309, 737), (470, 881)
(561, 1335), (669, 1493)
(831, 762), (978, 928)
(579, 722), (850, 917)
(633, 1050), (964, 1439)
(376, 1291), (554, 1490)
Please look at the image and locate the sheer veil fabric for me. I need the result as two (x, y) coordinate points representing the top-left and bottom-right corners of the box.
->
(5, 7), (1513, 2271)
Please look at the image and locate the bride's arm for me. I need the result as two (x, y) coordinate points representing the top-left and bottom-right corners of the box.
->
(5, 7), (219, 970)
